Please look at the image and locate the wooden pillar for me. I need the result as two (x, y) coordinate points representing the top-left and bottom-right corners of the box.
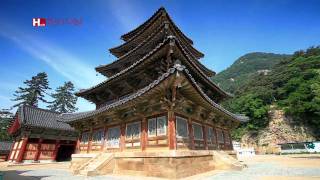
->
(87, 128), (93, 153)
(75, 130), (82, 154)
(120, 123), (126, 151)
(202, 125), (208, 150)
(223, 130), (227, 150)
(141, 118), (147, 151)
(34, 138), (43, 162)
(8, 141), (16, 161)
(168, 111), (176, 150)
(214, 127), (219, 150)
(188, 119), (194, 150)
(75, 138), (81, 154)
(11, 141), (20, 162)
(229, 131), (233, 150)
(101, 127), (107, 152)
(16, 136), (28, 163)
(52, 140), (60, 161)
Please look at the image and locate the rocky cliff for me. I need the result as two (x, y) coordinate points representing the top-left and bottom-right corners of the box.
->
(240, 106), (317, 154)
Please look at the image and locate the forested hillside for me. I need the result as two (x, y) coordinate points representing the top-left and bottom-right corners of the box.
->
(213, 52), (290, 94)
(213, 47), (320, 141)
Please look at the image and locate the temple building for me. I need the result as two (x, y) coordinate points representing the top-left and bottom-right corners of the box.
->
(7, 105), (78, 163)
(60, 7), (247, 178)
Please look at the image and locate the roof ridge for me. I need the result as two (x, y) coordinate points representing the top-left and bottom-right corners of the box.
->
(121, 7), (165, 40)
(77, 36), (174, 96)
(78, 36), (227, 98)
(121, 7), (193, 45)
(61, 65), (182, 122)
(22, 104), (61, 114)
(61, 65), (245, 123)
(97, 23), (166, 72)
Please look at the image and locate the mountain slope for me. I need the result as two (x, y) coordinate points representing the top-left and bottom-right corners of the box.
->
(212, 52), (290, 94)
(220, 46), (320, 145)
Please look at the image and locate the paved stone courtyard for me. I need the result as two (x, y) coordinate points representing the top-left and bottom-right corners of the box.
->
(1, 154), (320, 180)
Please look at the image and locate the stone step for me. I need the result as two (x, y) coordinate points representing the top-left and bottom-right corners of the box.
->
(77, 153), (114, 176)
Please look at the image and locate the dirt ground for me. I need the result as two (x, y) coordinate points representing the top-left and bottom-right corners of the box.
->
(0, 154), (319, 180)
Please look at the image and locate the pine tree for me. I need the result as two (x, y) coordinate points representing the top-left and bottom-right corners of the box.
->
(12, 72), (50, 107)
(0, 109), (14, 141)
(48, 81), (78, 113)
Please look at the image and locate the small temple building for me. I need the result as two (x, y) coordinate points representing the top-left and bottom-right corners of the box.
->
(60, 7), (247, 178)
(0, 141), (13, 161)
(7, 105), (78, 163)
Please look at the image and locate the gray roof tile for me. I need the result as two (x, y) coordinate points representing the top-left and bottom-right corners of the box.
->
(0, 141), (13, 152)
(60, 65), (248, 123)
(17, 105), (75, 131)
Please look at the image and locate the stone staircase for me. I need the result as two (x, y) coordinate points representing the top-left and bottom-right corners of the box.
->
(74, 153), (114, 176)
(212, 150), (247, 170)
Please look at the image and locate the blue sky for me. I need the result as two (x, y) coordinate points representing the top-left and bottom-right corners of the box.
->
(1, 0), (320, 112)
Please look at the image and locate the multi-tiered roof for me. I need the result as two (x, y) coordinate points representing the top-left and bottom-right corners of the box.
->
(61, 7), (247, 124)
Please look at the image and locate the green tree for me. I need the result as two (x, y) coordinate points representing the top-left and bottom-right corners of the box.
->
(0, 110), (13, 141)
(216, 46), (320, 140)
(47, 81), (78, 113)
(12, 72), (50, 107)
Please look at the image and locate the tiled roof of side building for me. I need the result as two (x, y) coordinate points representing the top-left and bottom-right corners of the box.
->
(60, 64), (248, 123)
(17, 105), (75, 131)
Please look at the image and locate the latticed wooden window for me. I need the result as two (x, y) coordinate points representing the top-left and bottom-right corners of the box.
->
(157, 116), (167, 135)
(216, 129), (224, 143)
(224, 131), (231, 144)
(148, 116), (167, 137)
(148, 118), (156, 136)
(106, 126), (120, 148)
(81, 132), (89, 144)
(126, 121), (141, 140)
(192, 123), (203, 140)
(176, 116), (188, 138)
(92, 129), (104, 143)
(207, 126), (216, 144)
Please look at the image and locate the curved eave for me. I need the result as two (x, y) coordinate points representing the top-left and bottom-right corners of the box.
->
(78, 36), (225, 100)
(61, 65), (242, 123)
(172, 37), (225, 97)
(97, 23), (167, 77)
(121, 7), (193, 45)
(76, 36), (172, 98)
(109, 21), (203, 59)
(99, 25), (204, 78)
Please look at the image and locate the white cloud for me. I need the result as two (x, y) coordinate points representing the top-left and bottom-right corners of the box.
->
(0, 22), (103, 112)
(0, 30), (104, 89)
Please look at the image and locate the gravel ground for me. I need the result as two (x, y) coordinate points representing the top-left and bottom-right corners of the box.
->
(203, 163), (320, 180)
(17, 162), (320, 180)
(2, 155), (320, 180)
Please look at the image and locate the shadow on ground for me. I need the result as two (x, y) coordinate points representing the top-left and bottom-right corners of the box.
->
(3, 170), (48, 180)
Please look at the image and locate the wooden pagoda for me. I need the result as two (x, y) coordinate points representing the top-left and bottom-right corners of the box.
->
(61, 7), (247, 178)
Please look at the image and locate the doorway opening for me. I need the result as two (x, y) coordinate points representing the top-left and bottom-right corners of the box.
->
(56, 145), (75, 162)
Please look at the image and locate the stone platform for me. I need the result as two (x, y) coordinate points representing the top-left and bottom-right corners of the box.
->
(71, 150), (243, 179)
